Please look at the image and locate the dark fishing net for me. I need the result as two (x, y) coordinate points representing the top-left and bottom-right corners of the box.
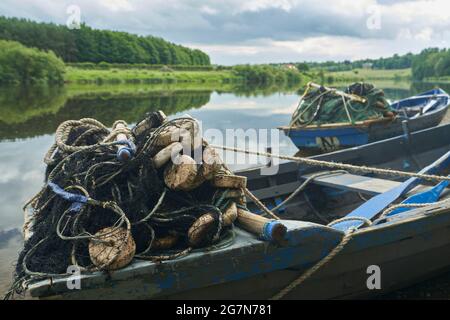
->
(290, 82), (393, 126)
(6, 112), (238, 299)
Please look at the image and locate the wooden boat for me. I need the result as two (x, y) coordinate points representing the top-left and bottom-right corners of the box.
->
(279, 88), (450, 152)
(28, 123), (450, 299)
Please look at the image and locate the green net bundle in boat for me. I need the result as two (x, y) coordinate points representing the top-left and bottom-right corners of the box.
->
(290, 82), (394, 127)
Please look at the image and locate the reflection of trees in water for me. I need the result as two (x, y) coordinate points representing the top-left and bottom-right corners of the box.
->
(0, 85), (67, 124)
(383, 82), (450, 102)
(224, 82), (303, 97)
(0, 82), (305, 140)
(0, 88), (211, 140)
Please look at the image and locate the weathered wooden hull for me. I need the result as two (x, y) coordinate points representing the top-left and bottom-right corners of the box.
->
(28, 123), (450, 300)
(28, 205), (450, 300)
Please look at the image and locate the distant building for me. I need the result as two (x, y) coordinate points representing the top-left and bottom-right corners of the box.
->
(284, 64), (297, 70)
(362, 62), (373, 69)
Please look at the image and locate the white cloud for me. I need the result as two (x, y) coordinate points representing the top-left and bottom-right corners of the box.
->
(99, 0), (135, 12)
(200, 5), (218, 15)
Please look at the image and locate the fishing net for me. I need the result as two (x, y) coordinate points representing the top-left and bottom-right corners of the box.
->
(6, 111), (245, 299)
(290, 82), (394, 127)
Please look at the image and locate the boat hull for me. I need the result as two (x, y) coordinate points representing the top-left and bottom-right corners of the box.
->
(282, 88), (449, 151)
(28, 206), (450, 299)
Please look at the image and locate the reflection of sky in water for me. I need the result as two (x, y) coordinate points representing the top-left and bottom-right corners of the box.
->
(0, 135), (53, 230)
(0, 91), (299, 294)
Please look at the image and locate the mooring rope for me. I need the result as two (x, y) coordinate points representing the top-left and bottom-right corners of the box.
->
(210, 144), (450, 183)
(271, 227), (356, 300)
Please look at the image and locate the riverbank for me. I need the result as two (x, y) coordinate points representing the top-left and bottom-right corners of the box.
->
(324, 68), (412, 83)
(65, 67), (237, 85)
(65, 64), (308, 86)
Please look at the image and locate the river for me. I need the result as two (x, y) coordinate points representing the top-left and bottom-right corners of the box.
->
(1, 80), (450, 298)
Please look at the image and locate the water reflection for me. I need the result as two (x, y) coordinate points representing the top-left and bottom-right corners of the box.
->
(2, 81), (448, 142)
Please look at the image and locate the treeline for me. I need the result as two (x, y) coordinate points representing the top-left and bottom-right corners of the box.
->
(0, 40), (65, 84)
(298, 53), (415, 72)
(411, 48), (450, 80)
(232, 65), (303, 85)
(0, 16), (210, 65)
(67, 62), (214, 71)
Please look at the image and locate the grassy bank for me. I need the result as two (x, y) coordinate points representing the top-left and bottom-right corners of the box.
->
(324, 68), (412, 83)
(66, 67), (238, 85)
(65, 62), (309, 87)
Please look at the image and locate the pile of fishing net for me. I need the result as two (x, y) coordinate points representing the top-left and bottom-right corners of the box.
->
(290, 82), (394, 127)
(7, 111), (287, 299)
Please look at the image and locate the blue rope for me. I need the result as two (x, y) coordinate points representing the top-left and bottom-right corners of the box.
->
(116, 140), (137, 162)
(47, 181), (88, 213)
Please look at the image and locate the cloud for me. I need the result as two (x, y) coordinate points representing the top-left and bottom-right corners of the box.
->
(0, 0), (450, 64)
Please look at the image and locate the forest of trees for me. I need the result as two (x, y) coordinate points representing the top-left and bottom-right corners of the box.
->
(0, 16), (210, 65)
(0, 40), (65, 84)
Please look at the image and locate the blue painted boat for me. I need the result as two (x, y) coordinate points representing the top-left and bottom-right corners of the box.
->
(280, 88), (450, 152)
(27, 123), (450, 299)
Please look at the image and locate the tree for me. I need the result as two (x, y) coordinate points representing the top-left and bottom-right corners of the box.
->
(0, 39), (65, 84)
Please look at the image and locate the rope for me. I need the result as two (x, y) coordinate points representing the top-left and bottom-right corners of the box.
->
(271, 170), (347, 212)
(243, 188), (279, 220)
(209, 144), (450, 183)
(270, 227), (356, 300)
(378, 197), (450, 220)
(271, 192), (450, 299)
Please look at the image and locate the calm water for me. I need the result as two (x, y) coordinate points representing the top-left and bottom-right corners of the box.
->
(1, 80), (449, 297)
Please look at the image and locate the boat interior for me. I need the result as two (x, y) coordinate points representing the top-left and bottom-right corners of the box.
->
(240, 123), (450, 228)
(391, 88), (449, 118)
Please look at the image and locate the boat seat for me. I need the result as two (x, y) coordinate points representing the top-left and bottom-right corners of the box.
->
(249, 172), (402, 202)
(250, 171), (434, 202)
(306, 171), (402, 196)
(411, 99), (437, 118)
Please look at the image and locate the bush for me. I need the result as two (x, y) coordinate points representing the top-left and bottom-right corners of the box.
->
(232, 64), (303, 85)
(0, 40), (65, 84)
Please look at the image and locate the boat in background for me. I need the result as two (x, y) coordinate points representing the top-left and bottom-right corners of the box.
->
(279, 85), (450, 152)
(28, 123), (450, 299)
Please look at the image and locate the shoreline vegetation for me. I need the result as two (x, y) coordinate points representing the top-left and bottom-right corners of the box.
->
(65, 63), (306, 86)
(0, 40), (308, 87)
(323, 68), (412, 83)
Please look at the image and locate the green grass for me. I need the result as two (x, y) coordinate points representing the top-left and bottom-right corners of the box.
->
(65, 67), (239, 85)
(325, 68), (412, 82)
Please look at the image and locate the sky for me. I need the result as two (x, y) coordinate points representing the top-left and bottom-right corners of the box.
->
(1, 0), (450, 65)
